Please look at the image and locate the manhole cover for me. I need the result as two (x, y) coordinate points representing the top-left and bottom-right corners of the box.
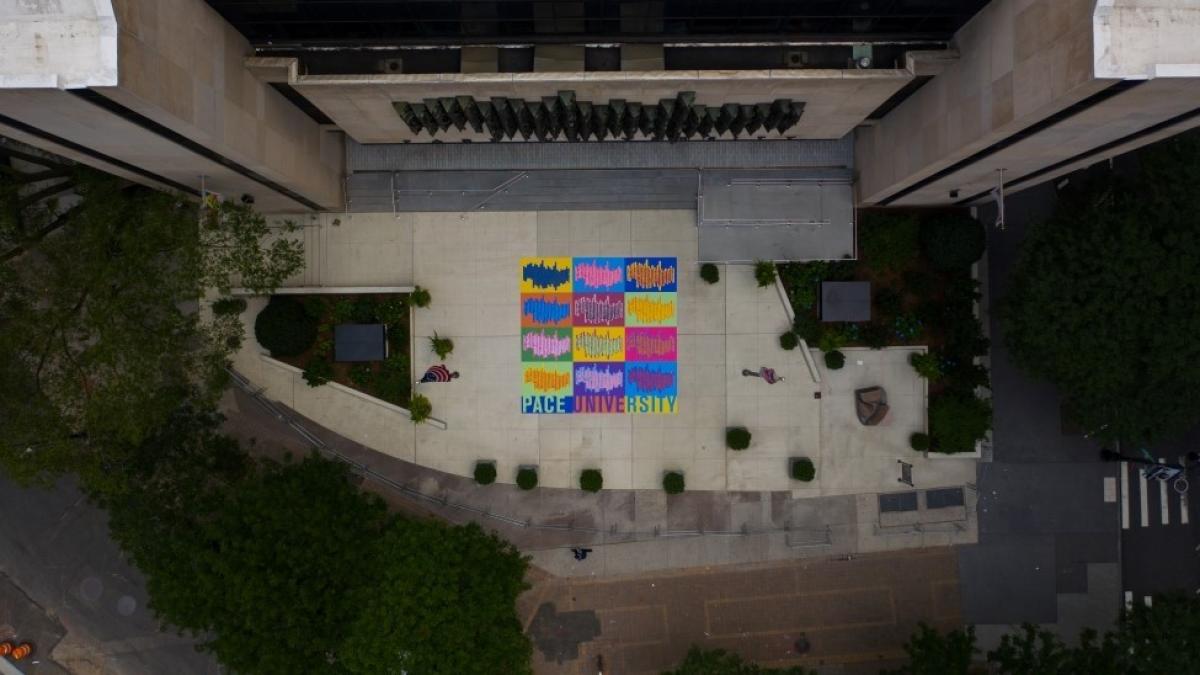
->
(116, 596), (138, 616)
(79, 577), (103, 603)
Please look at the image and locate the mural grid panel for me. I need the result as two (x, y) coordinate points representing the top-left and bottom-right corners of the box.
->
(520, 257), (678, 414)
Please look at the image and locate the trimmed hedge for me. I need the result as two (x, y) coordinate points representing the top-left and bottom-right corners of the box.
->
(779, 331), (799, 351)
(726, 426), (752, 450)
(302, 358), (333, 387)
(516, 467), (538, 491)
(790, 457), (815, 482)
(579, 469), (603, 493)
(700, 263), (720, 284)
(254, 296), (318, 357)
(474, 461), (497, 485)
(824, 350), (846, 370)
(663, 471), (685, 494)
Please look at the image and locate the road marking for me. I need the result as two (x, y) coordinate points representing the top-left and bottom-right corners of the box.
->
(1103, 476), (1116, 503)
(1180, 456), (1190, 525)
(1159, 458), (1170, 525)
(1124, 591), (1133, 611)
(1139, 464), (1149, 528)
(1120, 462), (1130, 529)
(1144, 595), (1153, 607)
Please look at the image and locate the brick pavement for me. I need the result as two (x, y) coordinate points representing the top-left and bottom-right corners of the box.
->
(520, 547), (962, 675)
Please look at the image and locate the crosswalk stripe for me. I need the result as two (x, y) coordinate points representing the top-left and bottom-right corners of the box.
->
(1180, 456), (1190, 526)
(1120, 462), (1130, 529)
(1144, 595), (1153, 607)
(1124, 590), (1133, 610)
(1139, 465), (1150, 528)
(1159, 458), (1170, 526)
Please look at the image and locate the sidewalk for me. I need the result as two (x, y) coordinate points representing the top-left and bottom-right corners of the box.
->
(220, 382), (978, 577)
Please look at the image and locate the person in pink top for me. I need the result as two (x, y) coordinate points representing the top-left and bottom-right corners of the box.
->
(741, 367), (784, 384)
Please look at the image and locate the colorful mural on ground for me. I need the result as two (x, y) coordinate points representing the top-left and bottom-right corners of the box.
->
(521, 257), (678, 414)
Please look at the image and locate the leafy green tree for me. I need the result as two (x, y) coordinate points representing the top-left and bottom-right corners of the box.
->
(109, 453), (388, 675)
(0, 161), (302, 482)
(341, 519), (532, 675)
(897, 594), (1200, 675)
(1001, 130), (1200, 445)
(662, 646), (814, 675)
(886, 624), (977, 675)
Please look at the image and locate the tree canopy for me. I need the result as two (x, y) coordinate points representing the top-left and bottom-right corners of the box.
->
(662, 646), (814, 675)
(893, 593), (1200, 675)
(102, 429), (533, 675)
(0, 152), (301, 482)
(1001, 130), (1200, 444)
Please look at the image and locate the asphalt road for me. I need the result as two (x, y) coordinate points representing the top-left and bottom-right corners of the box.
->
(963, 152), (1200, 644)
(0, 474), (218, 675)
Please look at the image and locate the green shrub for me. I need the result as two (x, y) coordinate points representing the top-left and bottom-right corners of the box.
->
(874, 288), (903, 317)
(663, 471), (685, 494)
(375, 296), (408, 327)
(824, 350), (846, 370)
(349, 363), (374, 389)
(300, 295), (328, 319)
(302, 357), (333, 387)
(374, 354), (411, 406)
(754, 260), (777, 288)
(909, 352), (944, 381)
(929, 394), (992, 453)
(779, 331), (799, 351)
(909, 432), (931, 452)
(516, 467), (538, 491)
(408, 393), (432, 424)
(331, 298), (358, 323)
(474, 461), (497, 485)
(817, 324), (849, 353)
(410, 285), (432, 308)
(859, 213), (920, 272)
(254, 296), (318, 357)
(793, 313), (822, 343)
(790, 457), (815, 482)
(921, 213), (986, 271)
(892, 313), (922, 342)
(726, 426), (752, 450)
(429, 332), (454, 359)
(861, 322), (890, 350)
(579, 469), (603, 492)
(211, 297), (247, 316)
(902, 269), (937, 299)
(700, 263), (720, 284)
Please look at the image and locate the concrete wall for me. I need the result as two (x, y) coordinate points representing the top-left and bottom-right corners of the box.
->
(284, 69), (913, 143)
(857, 0), (1200, 206)
(0, 0), (344, 212)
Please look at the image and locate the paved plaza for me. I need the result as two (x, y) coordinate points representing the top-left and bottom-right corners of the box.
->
(233, 210), (976, 496)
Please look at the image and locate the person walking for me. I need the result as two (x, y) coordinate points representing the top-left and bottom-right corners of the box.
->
(741, 366), (784, 384)
(418, 364), (460, 383)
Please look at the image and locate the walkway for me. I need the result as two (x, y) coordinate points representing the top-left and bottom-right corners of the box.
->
(520, 547), (961, 675)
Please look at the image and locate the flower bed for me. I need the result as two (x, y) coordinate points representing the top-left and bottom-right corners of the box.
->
(779, 210), (992, 453)
(255, 293), (412, 408)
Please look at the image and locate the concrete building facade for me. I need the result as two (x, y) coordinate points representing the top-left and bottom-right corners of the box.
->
(0, 0), (1197, 212)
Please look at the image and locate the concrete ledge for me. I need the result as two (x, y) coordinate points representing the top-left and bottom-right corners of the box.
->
(258, 353), (448, 430)
(231, 286), (415, 295)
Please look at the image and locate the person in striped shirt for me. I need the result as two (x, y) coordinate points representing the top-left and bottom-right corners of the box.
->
(418, 364), (460, 383)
